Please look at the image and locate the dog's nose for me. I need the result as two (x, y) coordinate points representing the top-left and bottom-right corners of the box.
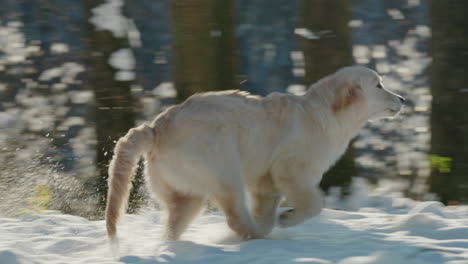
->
(399, 96), (405, 103)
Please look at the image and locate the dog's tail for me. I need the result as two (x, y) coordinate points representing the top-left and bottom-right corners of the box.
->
(105, 124), (155, 240)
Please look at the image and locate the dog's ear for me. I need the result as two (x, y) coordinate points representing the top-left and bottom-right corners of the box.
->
(332, 83), (362, 113)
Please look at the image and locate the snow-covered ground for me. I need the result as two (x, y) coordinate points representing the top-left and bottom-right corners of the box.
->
(2, 180), (468, 264)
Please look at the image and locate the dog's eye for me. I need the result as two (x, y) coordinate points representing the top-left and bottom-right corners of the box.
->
(376, 83), (383, 89)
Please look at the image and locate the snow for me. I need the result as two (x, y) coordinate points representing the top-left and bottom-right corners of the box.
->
(350, 12), (434, 197)
(115, 70), (136, 82)
(152, 82), (177, 99)
(387, 9), (405, 20)
(88, 0), (141, 48)
(348, 20), (363, 28)
(89, 0), (128, 38)
(50, 43), (69, 55)
(109, 49), (136, 71)
(0, 22), (29, 65)
(1, 184), (468, 264)
(287, 85), (307, 96)
(38, 62), (85, 83)
(294, 29), (333, 41)
(108, 49), (136, 81)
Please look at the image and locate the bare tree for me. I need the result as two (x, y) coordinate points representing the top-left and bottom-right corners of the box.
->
(84, 0), (139, 215)
(170, 0), (237, 101)
(298, 0), (356, 194)
(429, 0), (468, 204)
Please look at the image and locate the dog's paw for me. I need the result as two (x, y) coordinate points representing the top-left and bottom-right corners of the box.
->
(278, 209), (296, 228)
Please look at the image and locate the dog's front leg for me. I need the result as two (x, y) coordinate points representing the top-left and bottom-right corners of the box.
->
(274, 169), (324, 228)
(248, 172), (281, 236)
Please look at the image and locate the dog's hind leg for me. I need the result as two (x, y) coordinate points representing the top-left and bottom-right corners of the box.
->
(158, 183), (205, 241)
(214, 187), (261, 240)
(249, 173), (281, 236)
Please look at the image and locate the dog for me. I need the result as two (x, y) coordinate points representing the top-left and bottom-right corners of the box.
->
(105, 66), (404, 241)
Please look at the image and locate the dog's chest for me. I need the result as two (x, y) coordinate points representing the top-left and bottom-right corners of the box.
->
(300, 137), (350, 176)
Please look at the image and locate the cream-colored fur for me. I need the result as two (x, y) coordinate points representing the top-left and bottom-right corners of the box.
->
(105, 66), (404, 241)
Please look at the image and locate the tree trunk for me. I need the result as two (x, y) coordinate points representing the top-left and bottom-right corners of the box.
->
(170, 0), (237, 101)
(298, 0), (356, 195)
(429, 0), (468, 205)
(84, 0), (140, 215)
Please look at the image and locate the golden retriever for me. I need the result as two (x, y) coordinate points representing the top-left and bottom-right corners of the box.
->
(105, 66), (404, 241)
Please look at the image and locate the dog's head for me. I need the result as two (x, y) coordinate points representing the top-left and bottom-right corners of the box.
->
(326, 66), (404, 121)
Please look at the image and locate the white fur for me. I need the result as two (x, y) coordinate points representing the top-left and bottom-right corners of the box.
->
(105, 66), (404, 241)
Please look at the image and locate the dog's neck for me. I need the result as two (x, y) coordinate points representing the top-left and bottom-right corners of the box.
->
(333, 105), (368, 143)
